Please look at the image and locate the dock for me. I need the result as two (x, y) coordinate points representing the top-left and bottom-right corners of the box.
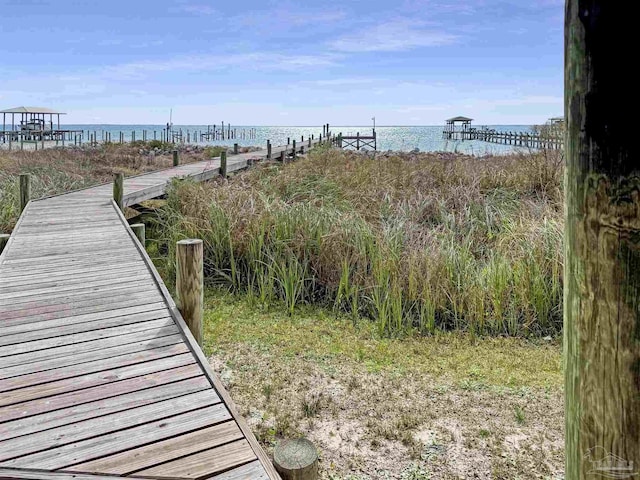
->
(442, 116), (564, 150)
(0, 137), (323, 479)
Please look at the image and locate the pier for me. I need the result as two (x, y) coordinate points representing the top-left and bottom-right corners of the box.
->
(334, 129), (377, 151)
(0, 107), (83, 150)
(442, 116), (564, 150)
(0, 134), (327, 479)
(0, 105), (263, 151)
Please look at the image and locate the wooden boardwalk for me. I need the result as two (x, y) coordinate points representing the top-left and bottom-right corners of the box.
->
(0, 139), (319, 479)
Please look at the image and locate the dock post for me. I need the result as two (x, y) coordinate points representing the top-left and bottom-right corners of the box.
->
(274, 438), (318, 480)
(565, 1), (640, 478)
(113, 173), (124, 211)
(176, 239), (204, 348)
(173, 149), (179, 167)
(287, 137), (290, 145)
(0, 233), (9, 254)
(357, 132), (360, 150)
(267, 140), (272, 159)
(131, 223), (145, 247)
(308, 137), (312, 148)
(234, 143), (238, 154)
(292, 140), (297, 160)
(19, 174), (30, 213)
(280, 150), (286, 163)
(220, 151), (227, 177)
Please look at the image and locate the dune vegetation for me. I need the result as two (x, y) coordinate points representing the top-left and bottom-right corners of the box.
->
(152, 145), (564, 337)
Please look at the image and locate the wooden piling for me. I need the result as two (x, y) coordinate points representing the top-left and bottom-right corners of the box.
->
(131, 223), (145, 247)
(19, 174), (30, 213)
(273, 438), (318, 480)
(113, 173), (124, 211)
(565, 2), (640, 478)
(0, 233), (9, 254)
(220, 151), (227, 177)
(173, 149), (179, 167)
(292, 140), (297, 160)
(267, 140), (272, 160)
(176, 239), (204, 347)
(234, 143), (239, 154)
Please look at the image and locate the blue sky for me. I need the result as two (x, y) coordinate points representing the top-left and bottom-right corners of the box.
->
(0, 0), (563, 125)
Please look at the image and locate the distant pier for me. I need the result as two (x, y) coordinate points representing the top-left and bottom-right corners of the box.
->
(443, 116), (564, 150)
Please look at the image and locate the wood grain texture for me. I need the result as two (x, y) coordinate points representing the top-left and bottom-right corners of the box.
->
(176, 239), (204, 347)
(565, 2), (640, 479)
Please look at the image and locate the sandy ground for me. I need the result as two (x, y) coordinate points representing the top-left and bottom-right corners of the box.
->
(209, 343), (564, 480)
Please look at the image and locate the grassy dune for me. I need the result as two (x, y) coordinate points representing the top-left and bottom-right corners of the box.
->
(153, 145), (564, 337)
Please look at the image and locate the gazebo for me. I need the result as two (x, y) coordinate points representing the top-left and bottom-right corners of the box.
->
(1, 106), (66, 134)
(443, 116), (474, 139)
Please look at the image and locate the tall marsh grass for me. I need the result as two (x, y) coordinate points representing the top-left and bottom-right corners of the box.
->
(153, 146), (564, 337)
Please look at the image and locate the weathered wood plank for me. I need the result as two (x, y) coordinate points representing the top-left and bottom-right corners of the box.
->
(0, 376), (211, 441)
(0, 342), (189, 392)
(0, 363), (203, 423)
(0, 324), (176, 373)
(5, 405), (231, 470)
(0, 353), (195, 408)
(0, 331), (182, 378)
(210, 461), (270, 480)
(69, 421), (243, 475)
(135, 439), (256, 478)
(0, 265), (145, 290)
(0, 260), (145, 283)
(0, 302), (167, 335)
(0, 284), (161, 314)
(0, 318), (174, 357)
(0, 390), (221, 463)
(0, 467), (151, 480)
(0, 274), (153, 302)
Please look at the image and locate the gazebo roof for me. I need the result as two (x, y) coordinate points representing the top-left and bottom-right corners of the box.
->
(446, 116), (473, 123)
(0, 106), (66, 114)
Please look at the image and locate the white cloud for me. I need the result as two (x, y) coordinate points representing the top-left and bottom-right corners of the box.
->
(308, 78), (377, 86)
(330, 19), (458, 52)
(180, 3), (216, 15)
(98, 52), (338, 79)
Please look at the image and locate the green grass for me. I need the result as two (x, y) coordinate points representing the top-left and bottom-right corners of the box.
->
(203, 288), (562, 390)
(152, 146), (564, 338)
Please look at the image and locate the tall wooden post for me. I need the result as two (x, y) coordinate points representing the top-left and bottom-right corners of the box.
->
(565, 2), (640, 479)
(234, 143), (239, 154)
(267, 140), (272, 160)
(173, 149), (179, 167)
(19, 174), (30, 213)
(220, 151), (227, 177)
(176, 239), (204, 347)
(113, 173), (124, 211)
(292, 140), (297, 160)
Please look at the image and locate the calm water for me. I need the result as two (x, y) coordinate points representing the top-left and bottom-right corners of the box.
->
(63, 124), (536, 155)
